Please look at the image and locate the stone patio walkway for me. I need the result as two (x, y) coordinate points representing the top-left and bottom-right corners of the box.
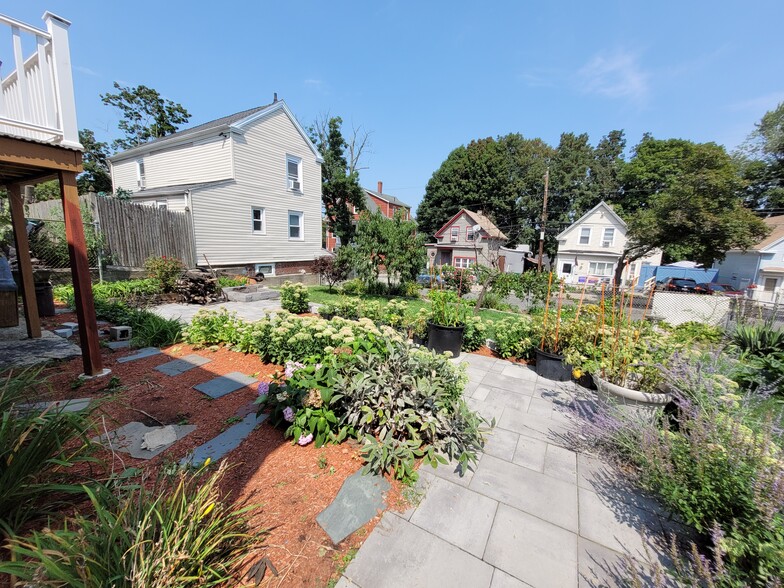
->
(150, 299), (284, 323)
(336, 353), (681, 588)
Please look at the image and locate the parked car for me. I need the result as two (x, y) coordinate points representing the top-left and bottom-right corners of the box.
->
(416, 274), (444, 287)
(658, 277), (699, 292)
(712, 283), (745, 297)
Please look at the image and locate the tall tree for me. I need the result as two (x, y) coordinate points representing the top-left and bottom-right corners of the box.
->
(736, 102), (784, 210)
(101, 82), (191, 151)
(591, 130), (626, 203)
(309, 116), (367, 245)
(614, 137), (769, 282)
(549, 132), (596, 222)
(77, 129), (112, 194)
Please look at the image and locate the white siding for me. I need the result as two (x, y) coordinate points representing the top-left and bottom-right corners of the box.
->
(557, 207), (626, 256)
(131, 194), (188, 213)
(190, 109), (322, 266)
(110, 135), (232, 193)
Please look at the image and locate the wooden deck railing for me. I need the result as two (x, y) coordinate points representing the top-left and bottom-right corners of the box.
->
(0, 12), (80, 149)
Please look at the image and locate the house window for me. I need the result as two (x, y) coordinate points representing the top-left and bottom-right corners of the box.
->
(251, 207), (265, 233)
(254, 263), (275, 277)
(286, 156), (302, 192)
(588, 261), (614, 276)
(288, 211), (304, 240)
(156, 200), (167, 210)
(562, 263), (573, 274)
(136, 160), (146, 189)
(602, 227), (615, 247)
(454, 257), (474, 269)
(466, 226), (475, 241)
(579, 227), (591, 245)
(450, 227), (459, 242)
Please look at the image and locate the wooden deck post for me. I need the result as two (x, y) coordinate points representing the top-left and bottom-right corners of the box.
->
(7, 183), (41, 338)
(59, 170), (103, 375)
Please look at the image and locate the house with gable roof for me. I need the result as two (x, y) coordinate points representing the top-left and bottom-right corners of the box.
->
(109, 98), (325, 278)
(425, 209), (508, 269)
(554, 201), (662, 284)
(714, 215), (784, 301)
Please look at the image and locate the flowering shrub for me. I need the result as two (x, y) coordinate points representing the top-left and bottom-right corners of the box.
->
(383, 299), (409, 329)
(340, 278), (365, 296)
(462, 315), (488, 352)
(439, 265), (472, 296)
(493, 316), (535, 359)
(143, 255), (185, 293)
(280, 281), (310, 314)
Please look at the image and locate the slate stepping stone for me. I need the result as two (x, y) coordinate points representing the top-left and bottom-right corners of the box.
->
(155, 354), (211, 375)
(107, 340), (131, 350)
(180, 412), (267, 467)
(19, 397), (92, 414)
(117, 347), (160, 363)
(317, 470), (391, 544)
(194, 372), (258, 399)
(93, 421), (196, 459)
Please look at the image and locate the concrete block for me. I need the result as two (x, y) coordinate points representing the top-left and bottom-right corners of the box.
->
(109, 325), (132, 341)
(155, 354), (211, 376)
(409, 476), (498, 557)
(484, 503), (578, 588)
(317, 470), (391, 544)
(342, 513), (493, 588)
(194, 372), (258, 399)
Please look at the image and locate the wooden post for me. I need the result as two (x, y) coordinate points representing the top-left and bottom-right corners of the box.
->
(59, 170), (103, 376)
(7, 183), (41, 338)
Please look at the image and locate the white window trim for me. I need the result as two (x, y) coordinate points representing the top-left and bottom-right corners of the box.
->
(254, 263), (276, 276)
(288, 210), (304, 241)
(136, 160), (146, 189)
(454, 256), (475, 269)
(286, 155), (303, 193)
(602, 227), (615, 247)
(579, 227), (591, 245)
(156, 200), (167, 210)
(466, 226), (474, 241)
(251, 206), (266, 234)
(450, 226), (459, 242)
(588, 261), (614, 276)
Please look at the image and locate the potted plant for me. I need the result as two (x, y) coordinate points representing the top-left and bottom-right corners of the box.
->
(409, 307), (429, 346)
(531, 276), (573, 381)
(318, 302), (336, 320)
(426, 290), (469, 357)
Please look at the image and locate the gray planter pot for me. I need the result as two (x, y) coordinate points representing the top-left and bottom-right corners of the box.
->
(593, 374), (671, 421)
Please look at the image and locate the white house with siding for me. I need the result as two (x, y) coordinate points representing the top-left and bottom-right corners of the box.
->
(108, 99), (324, 277)
(554, 201), (662, 285)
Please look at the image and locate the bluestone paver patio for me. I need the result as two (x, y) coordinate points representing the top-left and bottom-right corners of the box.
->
(337, 354), (678, 588)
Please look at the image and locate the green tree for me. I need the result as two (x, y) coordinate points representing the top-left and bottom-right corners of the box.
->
(77, 129), (112, 194)
(308, 116), (366, 245)
(736, 102), (784, 210)
(591, 130), (626, 203)
(615, 137), (769, 283)
(101, 82), (191, 151)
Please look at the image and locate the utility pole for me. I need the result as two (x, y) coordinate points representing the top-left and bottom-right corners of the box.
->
(537, 168), (549, 271)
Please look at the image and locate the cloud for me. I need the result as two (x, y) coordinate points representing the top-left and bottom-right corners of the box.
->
(577, 50), (649, 104)
(74, 65), (99, 77)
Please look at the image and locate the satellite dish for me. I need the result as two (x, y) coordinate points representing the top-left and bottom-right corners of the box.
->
(472, 224), (481, 232)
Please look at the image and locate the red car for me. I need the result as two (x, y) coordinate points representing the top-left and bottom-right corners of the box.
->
(695, 283), (744, 297)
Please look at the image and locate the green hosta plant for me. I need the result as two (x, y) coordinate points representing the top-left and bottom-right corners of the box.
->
(280, 281), (310, 314)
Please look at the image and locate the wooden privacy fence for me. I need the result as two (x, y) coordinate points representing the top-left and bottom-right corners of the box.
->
(25, 195), (195, 268)
(95, 197), (195, 268)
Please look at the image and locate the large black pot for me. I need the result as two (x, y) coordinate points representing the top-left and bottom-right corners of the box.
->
(534, 348), (571, 381)
(426, 321), (464, 357)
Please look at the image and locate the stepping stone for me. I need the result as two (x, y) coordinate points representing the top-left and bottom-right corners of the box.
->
(54, 328), (73, 338)
(180, 412), (267, 467)
(117, 347), (160, 363)
(62, 322), (79, 330)
(194, 372), (258, 399)
(155, 354), (211, 375)
(107, 340), (131, 350)
(19, 397), (92, 414)
(317, 470), (391, 544)
(94, 421), (196, 459)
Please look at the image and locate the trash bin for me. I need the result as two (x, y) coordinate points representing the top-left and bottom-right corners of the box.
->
(35, 281), (56, 317)
(0, 256), (18, 327)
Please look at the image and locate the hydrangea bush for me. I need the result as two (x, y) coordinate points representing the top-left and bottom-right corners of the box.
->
(280, 281), (310, 314)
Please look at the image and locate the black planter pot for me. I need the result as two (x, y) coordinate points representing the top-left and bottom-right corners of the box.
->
(412, 333), (427, 346)
(534, 348), (572, 382)
(426, 321), (464, 357)
(319, 312), (335, 320)
(575, 372), (596, 390)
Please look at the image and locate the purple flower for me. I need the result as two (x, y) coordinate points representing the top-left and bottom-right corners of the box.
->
(257, 381), (269, 397)
(297, 432), (314, 446)
(284, 361), (304, 378)
(282, 406), (295, 422)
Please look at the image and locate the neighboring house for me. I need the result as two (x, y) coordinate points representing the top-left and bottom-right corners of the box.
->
(714, 215), (784, 302)
(109, 99), (324, 277)
(426, 209), (508, 269)
(554, 201), (662, 285)
(324, 181), (411, 252)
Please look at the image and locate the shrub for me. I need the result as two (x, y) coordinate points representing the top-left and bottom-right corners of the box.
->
(91, 299), (182, 347)
(340, 278), (365, 296)
(403, 281), (421, 298)
(462, 315), (488, 352)
(143, 256), (185, 293)
(0, 463), (263, 587)
(332, 297), (360, 320)
(314, 254), (349, 292)
(0, 368), (97, 537)
(383, 299), (409, 329)
(280, 281), (310, 314)
(357, 300), (383, 322)
(493, 316), (535, 359)
(428, 289), (470, 327)
(439, 265), (472, 296)
(217, 275), (250, 288)
(54, 279), (162, 307)
(668, 321), (724, 345)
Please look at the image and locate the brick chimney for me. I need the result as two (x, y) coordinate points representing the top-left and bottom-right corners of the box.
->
(377, 181), (383, 194)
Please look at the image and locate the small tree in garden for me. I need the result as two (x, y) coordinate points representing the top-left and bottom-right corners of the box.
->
(314, 253), (349, 292)
(144, 256), (185, 293)
(280, 281), (310, 313)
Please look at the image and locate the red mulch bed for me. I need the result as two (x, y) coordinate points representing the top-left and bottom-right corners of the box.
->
(472, 344), (531, 365)
(20, 306), (407, 587)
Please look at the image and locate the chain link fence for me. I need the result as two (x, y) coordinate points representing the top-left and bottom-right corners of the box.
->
(25, 217), (106, 285)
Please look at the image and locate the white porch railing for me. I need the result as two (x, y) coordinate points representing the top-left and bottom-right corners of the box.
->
(0, 12), (81, 149)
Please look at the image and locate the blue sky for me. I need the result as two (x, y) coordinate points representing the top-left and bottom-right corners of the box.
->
(10, 1), (784, 210)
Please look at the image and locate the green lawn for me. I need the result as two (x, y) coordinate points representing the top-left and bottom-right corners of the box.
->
(303, 286), (517, 334)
